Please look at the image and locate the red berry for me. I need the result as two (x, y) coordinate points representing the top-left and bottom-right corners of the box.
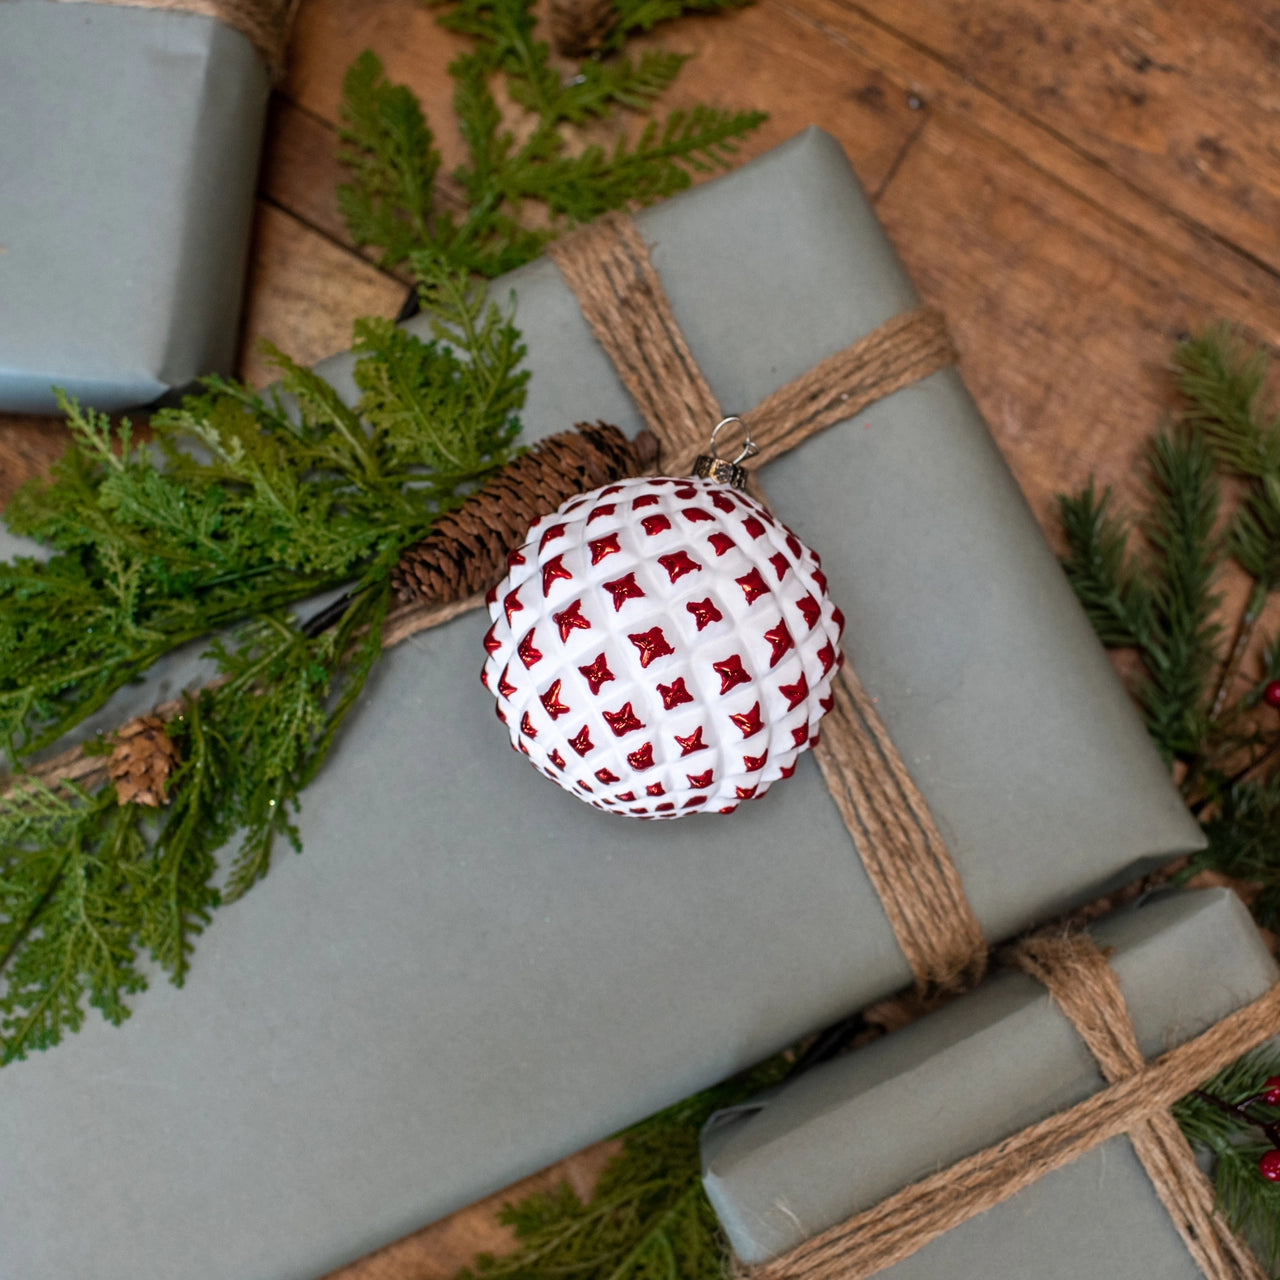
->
(1264, 1075), (1280, 1106)
(1260, 1149), (1280, 1182)
(1264, 680), (1280, 710)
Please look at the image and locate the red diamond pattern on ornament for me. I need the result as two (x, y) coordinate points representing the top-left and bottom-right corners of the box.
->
(713, 654), (752, 695)
(763, 620), (794, 667)
(588, 532), (621, 564)
(603, 572), (646, 611)
(629, 627), (675, 668)
(794, 594), (821, 630)
(578, 652), (615, 695)
(542, 554), (573, 596)
(686, 597), (723, 630)
(781, 674), (810, 711)
(737, 568), (768, 605)
(657, 550), (702, 582)
(603, 702), (645, 737)
(507, 549), (526, 568)
(553, 599), (592, 642)
(517, 629), (543, 668)
(540, 680), (571, 719)
(483, 474), (846, 820)
(657, 677), (694, 709)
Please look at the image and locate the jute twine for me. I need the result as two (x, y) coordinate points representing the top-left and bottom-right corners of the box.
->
(3, 208), (977, 993)
(549, 212), (983, 992)
(43, 0), (297, 75)
(744, 937), (1280, 1280)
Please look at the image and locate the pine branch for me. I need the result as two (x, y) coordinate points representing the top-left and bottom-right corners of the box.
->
(453, 1056), (790, 1280)
(1057, 480), (1151, 649)
(1174, 1050), (1280, 1272)
(1058, 429), (1223, 765)
(1136, 428), (1224, 763)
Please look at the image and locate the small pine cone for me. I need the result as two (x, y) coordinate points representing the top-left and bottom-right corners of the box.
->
(392, 423), (658, 606)
(109, 715), (181, 807)
(548, 0), (617, 57)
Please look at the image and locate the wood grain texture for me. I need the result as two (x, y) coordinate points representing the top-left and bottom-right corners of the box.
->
(846, 0), (1280, 276)
(3, 0), (1279, 1273)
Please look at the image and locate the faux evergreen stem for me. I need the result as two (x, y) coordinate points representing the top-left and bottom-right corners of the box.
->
(1210, 579), (1271, 721)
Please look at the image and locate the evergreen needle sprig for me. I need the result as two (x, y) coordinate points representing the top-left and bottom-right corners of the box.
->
(1056, 324), (1280, 1260)
(455, 1055), (790, 1280)
(0, 261), (527, 1063)
(1173, 1050), (1280, 1271)
(336, 0), (766, 279)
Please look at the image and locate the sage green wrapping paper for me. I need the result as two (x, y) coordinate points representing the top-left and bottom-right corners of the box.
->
(701, 888), (1280, 1274)
(0, 129), (1204, 1279)
(0, 0), (269, 413)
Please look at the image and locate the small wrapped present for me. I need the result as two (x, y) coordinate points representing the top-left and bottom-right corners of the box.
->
(0, 0), (286, 413)
(0, 129), (1205, 1278)
(702, 887), (1280, 1278)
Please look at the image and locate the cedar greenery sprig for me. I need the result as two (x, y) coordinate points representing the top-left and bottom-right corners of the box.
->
(336, 0), (766, 279)
(0, 262), (527, 1063)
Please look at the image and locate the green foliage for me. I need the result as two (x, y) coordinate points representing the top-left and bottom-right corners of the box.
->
(1058, 428), (1223, 763)
(337, 0), (765, 277)
(1060, 326), (1280, 1267)
(1175, 326), (1280, 590)
(607, 0), (754, 51)
(1174, 1050), (1280, 1272)
(0, 263), (526, 1062)
(455, 1056), (790, 1280)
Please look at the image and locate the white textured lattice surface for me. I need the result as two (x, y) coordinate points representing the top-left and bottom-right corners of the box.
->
(482, 476), (845, 817)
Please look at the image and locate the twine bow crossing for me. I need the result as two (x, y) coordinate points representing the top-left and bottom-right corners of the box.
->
(742, 936), (1280, 1280)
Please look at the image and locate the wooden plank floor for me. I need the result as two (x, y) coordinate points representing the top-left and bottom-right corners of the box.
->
(3, 0), (1280, 1274)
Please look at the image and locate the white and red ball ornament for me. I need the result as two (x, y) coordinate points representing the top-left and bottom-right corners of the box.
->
(481, 423), (845, 818)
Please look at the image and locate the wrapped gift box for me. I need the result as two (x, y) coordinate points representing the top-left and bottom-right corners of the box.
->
(0, 128), (1204, 1279)
(0, 0), (272, 413)
(701, 887), (1279, 1275)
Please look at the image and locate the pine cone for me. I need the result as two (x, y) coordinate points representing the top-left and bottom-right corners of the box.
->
(548, 0), (617, 57)
(109, 715), (181, 807)
(392, 423), (658, 606)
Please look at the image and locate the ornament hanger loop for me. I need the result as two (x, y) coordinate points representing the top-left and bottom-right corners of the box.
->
(693, 416), (758, 490)
(708, 415), (760, 466)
